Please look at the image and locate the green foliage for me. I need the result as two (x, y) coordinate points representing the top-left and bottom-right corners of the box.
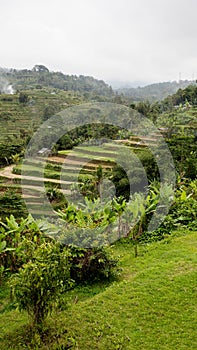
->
(0, 143), (23, 166)
(0, 215), (44, 276)
(1, 231), (196, 349)
(46, 185), (64, 202)
(141, 180), (197, 242)
(6, 67), (114, 97)
(96, 164), (103, 182)
(10, 153), (21, 165)
(134, 100), (152, 116)
(57, 124), (120, 151)
(77, 165), (105, 200)
(166, 133), (197, 180)
(0, 68), (197, 348)
(109, 165), (130, 200)
(10, 242), (72, 327)
(43, 104), (60, 121)
(32, 65), (49, 73)
(78, 176), (99, 200)
(118, 80), (194, 102)
(164, 84), (197, 107)
(8, 233), (116, 328)
(58, 197), (117, 230)
(0, 189), (27, 220)
(69, 246), (118, 284)
(57, 194), (149, 256)
(60, 179), (197, 247)
(0, 209), (119, 288)
(136, 148), (160, 182)
(164, 182), (197, 231)
(109, 148), (160, 201)
(170, 198), (197, 229)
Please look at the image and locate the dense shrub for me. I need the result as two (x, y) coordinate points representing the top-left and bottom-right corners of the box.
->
(1, 214), (119, 285)
(10, 242), (72, 327)
(46, 185), (64, 202)
(0, 144), (23, 166)
(18, 92), (29, 104)
(0, 215), (45, 274)
(68, 246), (118, 284)
(139, 181), (197, 242)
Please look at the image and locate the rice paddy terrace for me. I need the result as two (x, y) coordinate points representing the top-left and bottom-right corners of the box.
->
(0, 88), (196, 219)
(0, 89), (84, 143)
(0, 88), (85, 217)
(0, 144), (117, 217)
(0, 138), (159, 218)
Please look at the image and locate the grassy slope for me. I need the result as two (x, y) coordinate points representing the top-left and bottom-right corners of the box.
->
(0, 230), (196, 349)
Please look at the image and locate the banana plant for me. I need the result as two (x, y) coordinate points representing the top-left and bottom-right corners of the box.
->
(123, 193), (146, 257)
(0, 214), (43, 274)
(112, 197), (127, 238)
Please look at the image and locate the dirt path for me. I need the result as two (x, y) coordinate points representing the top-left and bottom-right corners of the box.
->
(0, 150), (114, 185)
(0, 164), (74, 185)
(0, 165), (15, 178)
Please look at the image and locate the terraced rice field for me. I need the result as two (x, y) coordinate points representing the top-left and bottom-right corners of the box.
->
(0, 143), (119, 217)
(0, 95), (40, 143)
(0, 89), (84, 143)
(1, 98), (163, 219)
(0, 134), (163, 218)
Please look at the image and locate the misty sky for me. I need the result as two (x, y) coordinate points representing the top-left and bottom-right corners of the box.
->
(0, 0), (196, 85)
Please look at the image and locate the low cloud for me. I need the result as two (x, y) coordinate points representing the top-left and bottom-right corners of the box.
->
(0, 77), (14, 94)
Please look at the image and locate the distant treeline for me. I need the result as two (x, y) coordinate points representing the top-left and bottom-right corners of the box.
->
(118, 80), (197, 102)
(0, 65), (114, 97)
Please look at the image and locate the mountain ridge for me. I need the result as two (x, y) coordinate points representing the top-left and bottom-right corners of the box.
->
(0, 65), (114, 98)
(117, 80), (197, 101)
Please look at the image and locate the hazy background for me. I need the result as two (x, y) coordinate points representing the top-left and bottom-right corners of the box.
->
(0, 0), (196, 86)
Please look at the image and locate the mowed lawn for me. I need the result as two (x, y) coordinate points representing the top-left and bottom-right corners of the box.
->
(0, 230), (196, 349)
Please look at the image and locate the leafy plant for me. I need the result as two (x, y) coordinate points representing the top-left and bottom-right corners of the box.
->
(0, 215), (45, 276)
(10, 242), (72, 328)
(68, 246), (118, 284)
(46, 185), (64, 202)
(0, 189), (27, 219)
(141, 180), (197, 242)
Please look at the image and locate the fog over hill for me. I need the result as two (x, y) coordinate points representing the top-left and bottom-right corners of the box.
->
(116, 80), (197, 102)
(1, 65), (197, 103)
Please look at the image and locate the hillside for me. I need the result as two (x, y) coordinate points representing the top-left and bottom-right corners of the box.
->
(117, 80), (197, 102)
(0, 82), (196, 219)
(0, 65), (114, 98)
(0, 89), (86, 144)
(0, 67), (196, 349)
(0, 230), (196, 349)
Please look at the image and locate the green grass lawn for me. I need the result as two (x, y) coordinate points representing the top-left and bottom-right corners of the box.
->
(0, 229), (196, 349)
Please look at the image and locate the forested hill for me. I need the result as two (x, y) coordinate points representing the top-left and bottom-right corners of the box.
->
(0, 65), (114, 97)
(162, 84), (197, 107)
(117, 80), (196, 102)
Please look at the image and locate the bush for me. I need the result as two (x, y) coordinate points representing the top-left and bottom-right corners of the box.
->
(19, 92), (28, 104)
(69, 246), (118, 284)
(0, 215), (45, 274)
(46, 185), (64, 202)
(139, 182), (197, 242)
(10, 242), (72, 328)
(12, 166), (21, 175)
